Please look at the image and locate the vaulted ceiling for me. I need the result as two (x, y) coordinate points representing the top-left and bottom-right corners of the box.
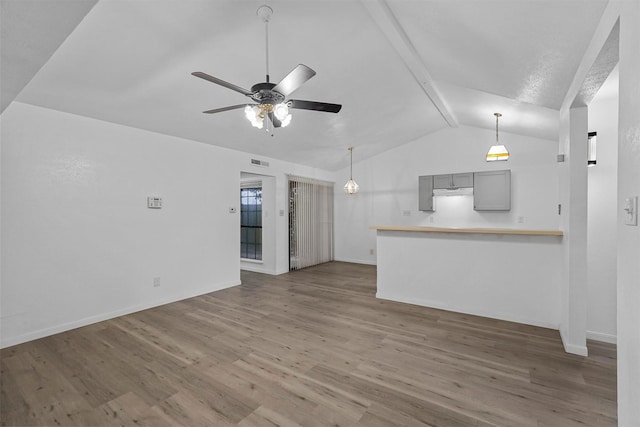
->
(1, 0), (608, 170)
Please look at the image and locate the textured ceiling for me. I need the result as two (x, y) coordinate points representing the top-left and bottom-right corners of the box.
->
(3, 0), (609, 170)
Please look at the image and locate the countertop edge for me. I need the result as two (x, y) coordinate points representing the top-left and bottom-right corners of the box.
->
(370, 226), (564, 236)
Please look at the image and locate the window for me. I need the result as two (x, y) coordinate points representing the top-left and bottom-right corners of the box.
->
(588, 131), (597, 166)
(240, 187), (262, 260)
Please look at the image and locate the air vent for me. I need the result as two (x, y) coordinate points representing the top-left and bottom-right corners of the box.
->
(250, 159), (270, 167)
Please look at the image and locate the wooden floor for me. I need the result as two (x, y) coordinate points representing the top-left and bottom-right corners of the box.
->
(1, 262), (616, 426)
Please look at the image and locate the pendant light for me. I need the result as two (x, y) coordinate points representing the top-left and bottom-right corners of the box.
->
(486, 112), (509, 162)
(344, 147), (359, 195)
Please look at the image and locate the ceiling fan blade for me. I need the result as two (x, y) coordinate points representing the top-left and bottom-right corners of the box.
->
(288, 99), (342, 113)
(202, 104), (250, 114)
(192, 72), (253, 96)
(272, 64), (316, 97)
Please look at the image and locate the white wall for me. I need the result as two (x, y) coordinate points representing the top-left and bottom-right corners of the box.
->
(587, 66), (618, 344)
(557, 106), (589, 356)
(617, 1), (640, 424)
(333, 126), (560, 265)
(0, 102), (333, 348)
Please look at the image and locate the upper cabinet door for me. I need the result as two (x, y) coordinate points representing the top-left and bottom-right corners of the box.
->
(432, 174), (451, 189)
(452, 173), (473, 188)
(418, 175), (434, 211)
(473, 170), (511, 211)
(433, 173), (474, 189)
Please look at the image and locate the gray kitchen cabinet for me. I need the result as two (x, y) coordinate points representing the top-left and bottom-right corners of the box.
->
(433, 173), (474, 189)
(418, 175), (434, 211)
(473, 170), (511, 211)
(453, 172), (474, 188)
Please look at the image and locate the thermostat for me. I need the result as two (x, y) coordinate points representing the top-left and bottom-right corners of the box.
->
(147, 197), (163, 209)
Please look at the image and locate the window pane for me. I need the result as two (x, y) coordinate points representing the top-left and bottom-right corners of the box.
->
(241, 243), (247, 258)
(240, 187), (262, 260)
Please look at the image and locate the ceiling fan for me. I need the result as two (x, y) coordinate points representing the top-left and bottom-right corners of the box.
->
(192, 5), (342, 132)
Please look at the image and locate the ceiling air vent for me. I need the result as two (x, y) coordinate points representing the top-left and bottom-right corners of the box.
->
(250, 159), (270, 167)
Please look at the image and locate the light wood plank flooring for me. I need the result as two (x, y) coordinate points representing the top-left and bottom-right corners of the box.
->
(1, 262), (616, 426)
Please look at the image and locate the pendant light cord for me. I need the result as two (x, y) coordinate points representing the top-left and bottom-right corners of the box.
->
(495, 112), (502, 143)
(349, 147), (354, 179)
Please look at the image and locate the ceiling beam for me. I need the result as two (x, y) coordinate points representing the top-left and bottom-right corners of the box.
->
(362, 0), (458, 127)
(561, 1), (621, 112)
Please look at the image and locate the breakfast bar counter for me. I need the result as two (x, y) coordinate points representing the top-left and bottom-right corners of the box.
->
(371, 225), (564, 329)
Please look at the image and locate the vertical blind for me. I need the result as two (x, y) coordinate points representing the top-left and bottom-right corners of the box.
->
(288, 175), (334, 271)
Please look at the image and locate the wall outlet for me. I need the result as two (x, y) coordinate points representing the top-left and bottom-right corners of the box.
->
(517, 216), (525, 223)
(153, 277), (161, 287)
(402, 210), (411, 216)
(369, 248), (375, 255)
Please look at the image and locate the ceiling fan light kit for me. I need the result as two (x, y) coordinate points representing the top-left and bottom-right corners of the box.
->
(192, 4), (341, 133)
(486, 112), (509, 162)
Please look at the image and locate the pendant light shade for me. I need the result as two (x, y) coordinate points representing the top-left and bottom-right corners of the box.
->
(344, 147), (359, 195)
(486, 113), (509, 162)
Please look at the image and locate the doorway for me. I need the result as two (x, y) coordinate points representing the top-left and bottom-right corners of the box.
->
(586, 65), (619, 344)
(288, 175), (334, 271)
(240, 172), (276, 274)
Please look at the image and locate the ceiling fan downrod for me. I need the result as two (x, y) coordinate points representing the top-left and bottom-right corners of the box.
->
(257, 5), (273, 83)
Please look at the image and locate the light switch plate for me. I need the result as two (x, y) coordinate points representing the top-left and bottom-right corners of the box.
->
(624, 196), (638, 226)
(147, 197), (162, 209)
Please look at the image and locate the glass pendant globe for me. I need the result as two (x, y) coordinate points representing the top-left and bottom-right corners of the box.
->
(344, 178), (359, 194)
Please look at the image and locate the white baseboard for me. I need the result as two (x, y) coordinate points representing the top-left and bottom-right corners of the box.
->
(240, 264), (277, 275)
(0, 279), (241, 349)
(559, 328), (589, 356)
(376, 291), (559, 331)
(334, 257), (377, 266)
(587, 331), (617, 344)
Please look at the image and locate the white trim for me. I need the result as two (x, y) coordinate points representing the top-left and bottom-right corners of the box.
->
(376, 291), (559, 331)
(587, 331), (617, 344)
(559, 328), (589, 356)
(0, 279), (241, 349)
(241, 258), (263, 264)
(240, 263), (278, 275)
(334, 257), (377, 266)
